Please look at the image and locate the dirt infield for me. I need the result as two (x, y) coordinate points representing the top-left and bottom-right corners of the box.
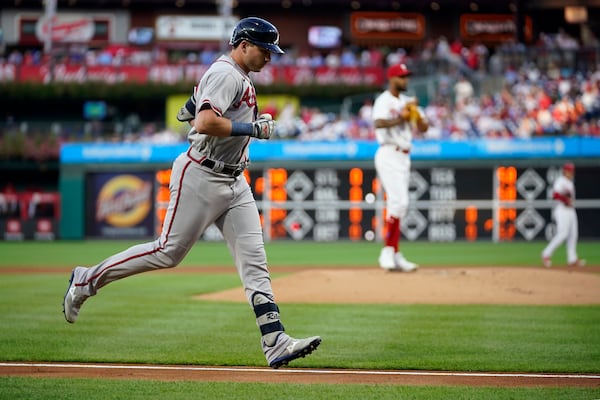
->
(199, 266), (600, 305)
(2, 265), (600, 387)
(2, 362), (600, 387)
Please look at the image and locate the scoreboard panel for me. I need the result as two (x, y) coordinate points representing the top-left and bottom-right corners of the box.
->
(154, 164), (600, 242)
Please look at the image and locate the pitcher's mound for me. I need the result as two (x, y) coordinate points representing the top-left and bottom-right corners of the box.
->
(196, 267), (600, 305)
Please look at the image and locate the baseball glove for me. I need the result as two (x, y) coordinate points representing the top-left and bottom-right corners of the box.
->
(406, 102), (422, 125)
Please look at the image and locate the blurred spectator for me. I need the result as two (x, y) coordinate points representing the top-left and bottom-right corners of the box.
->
(8, 50), (23, 65)
(309, 51), (325, 68)
(200, 47), (218, 65)
(358, 99), (373, 123)
(274, 102), (301, 139)
(3, 30), (600, 150)
(453, 74), (475, 106)
(262, 100), (279, 120)
(340, 47), (358, 67)
(324, 51), (340, 68)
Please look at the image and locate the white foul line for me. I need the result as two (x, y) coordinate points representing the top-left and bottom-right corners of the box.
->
(1, 362), (599, 380)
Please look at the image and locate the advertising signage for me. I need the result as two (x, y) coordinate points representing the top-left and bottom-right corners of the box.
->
(460, 14), (533, 43)
(350, 12), (425, 41)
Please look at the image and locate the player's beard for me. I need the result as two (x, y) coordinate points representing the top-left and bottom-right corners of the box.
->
(394, 80), (407, 92)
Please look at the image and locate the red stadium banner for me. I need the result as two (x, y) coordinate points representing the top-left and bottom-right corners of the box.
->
(2, 63), (386, 86)
(280, 66), (315, 86)
(87, 65), (150, 84)
(17, 64), (48, 82)
(148, 65), (184, 84)
(183, 64), (211, 83)
(313, 66), (385, 85)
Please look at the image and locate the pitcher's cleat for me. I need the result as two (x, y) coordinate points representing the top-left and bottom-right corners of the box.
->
(542, 256), (552, 268)
(265, 333), (321, 369)
(378, 246), (396, 270)
(393, 253), (418, 272)
(568, 259), (586, 268)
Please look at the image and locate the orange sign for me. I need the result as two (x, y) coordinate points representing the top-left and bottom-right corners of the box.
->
(460, 14), (532, 43)
(350, 12), (425, 40)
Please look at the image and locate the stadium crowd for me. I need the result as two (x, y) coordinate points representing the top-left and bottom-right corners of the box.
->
(1, 28), (600, 159)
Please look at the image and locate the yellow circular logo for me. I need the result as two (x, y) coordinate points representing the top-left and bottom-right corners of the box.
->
(96, 175), (152, 227)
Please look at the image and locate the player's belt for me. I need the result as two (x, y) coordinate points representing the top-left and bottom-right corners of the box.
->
(384, 144), (410, 154)
(186, 148), (245, 176)
(200, 158), (244, 176)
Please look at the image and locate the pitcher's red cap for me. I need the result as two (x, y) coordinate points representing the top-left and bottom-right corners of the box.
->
(563, 162), (575, 172)
(387, 63), (411, 79)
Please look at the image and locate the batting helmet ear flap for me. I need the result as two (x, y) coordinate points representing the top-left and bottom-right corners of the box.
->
(230, 17), (284, 54)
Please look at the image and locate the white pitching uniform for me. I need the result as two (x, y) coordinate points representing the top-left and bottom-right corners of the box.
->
(541, 165), (584, 267)
(371, 63), (428, 272)
(372, 91), (416, 221)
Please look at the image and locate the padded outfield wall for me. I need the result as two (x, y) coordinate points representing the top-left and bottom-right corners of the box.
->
(59, 137), (600, 242)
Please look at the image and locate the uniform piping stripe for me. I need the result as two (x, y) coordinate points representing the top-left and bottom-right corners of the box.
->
(186, 147), (206, 164)
(76, 159), (193, 288)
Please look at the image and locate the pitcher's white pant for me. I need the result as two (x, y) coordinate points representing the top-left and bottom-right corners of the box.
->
(73, 151), (273, 306)
(542, 203), (579, 264)
(375, 145), (410, 219)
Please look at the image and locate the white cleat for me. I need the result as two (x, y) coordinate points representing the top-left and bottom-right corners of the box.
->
(568, 259), (586, 268)
(378, 247), (418, 272)
(62, 267), (89, 323)
(378, 246), (396, 270)
(265, 333), (321, 369)
(394, 253), (419, 272)
(542, 256), (552, 268)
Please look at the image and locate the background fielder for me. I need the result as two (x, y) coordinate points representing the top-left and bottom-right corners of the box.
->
(541, 162), (585, 268)
(372, 63), (428, 272)
(63, 17), (321, 369)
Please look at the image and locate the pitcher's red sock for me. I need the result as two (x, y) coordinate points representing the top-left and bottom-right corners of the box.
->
(384, 216), (400, 252)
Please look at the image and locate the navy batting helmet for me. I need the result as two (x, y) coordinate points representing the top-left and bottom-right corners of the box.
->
(229, 17), (284, 54)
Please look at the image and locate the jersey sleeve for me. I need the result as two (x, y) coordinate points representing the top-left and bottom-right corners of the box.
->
(197, 70), (241, 117)
(372, 94), (392, 121)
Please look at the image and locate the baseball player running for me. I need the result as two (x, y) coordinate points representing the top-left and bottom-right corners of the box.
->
(63, 17), (321, 369)
(541, 162), (585, 268)
(372, 63), (428, 272)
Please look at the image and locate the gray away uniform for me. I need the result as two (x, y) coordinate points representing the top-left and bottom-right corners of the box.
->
(70, 54), (281, 343)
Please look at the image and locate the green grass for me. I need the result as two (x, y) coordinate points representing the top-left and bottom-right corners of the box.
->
(0, 240), (598, 268)
(1, 377), (599, 400)
(0, 273), (598, 371)
(0, 240), (599, 399)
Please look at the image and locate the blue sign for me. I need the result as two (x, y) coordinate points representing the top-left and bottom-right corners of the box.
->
(60, 137), (600, 164)
(61, 143), (185, 164)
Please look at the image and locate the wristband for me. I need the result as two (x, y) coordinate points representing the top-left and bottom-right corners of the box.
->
(231, 121), (254, 136)
(184, 97), (196, 115)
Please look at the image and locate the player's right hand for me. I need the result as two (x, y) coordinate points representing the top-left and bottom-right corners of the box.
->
(252, 113), (274, 139)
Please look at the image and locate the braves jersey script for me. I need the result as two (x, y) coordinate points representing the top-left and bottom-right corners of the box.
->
(188, 54), (258, 165)
(372, 91), (416, 151)
(552, 175), (575, 206)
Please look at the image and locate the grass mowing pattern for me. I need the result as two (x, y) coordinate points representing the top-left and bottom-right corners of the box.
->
(0, 240), (598, 268)
(0, 240), (598, 399)
(2, 377), (599, 400)
(0, 274), (598, 372)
